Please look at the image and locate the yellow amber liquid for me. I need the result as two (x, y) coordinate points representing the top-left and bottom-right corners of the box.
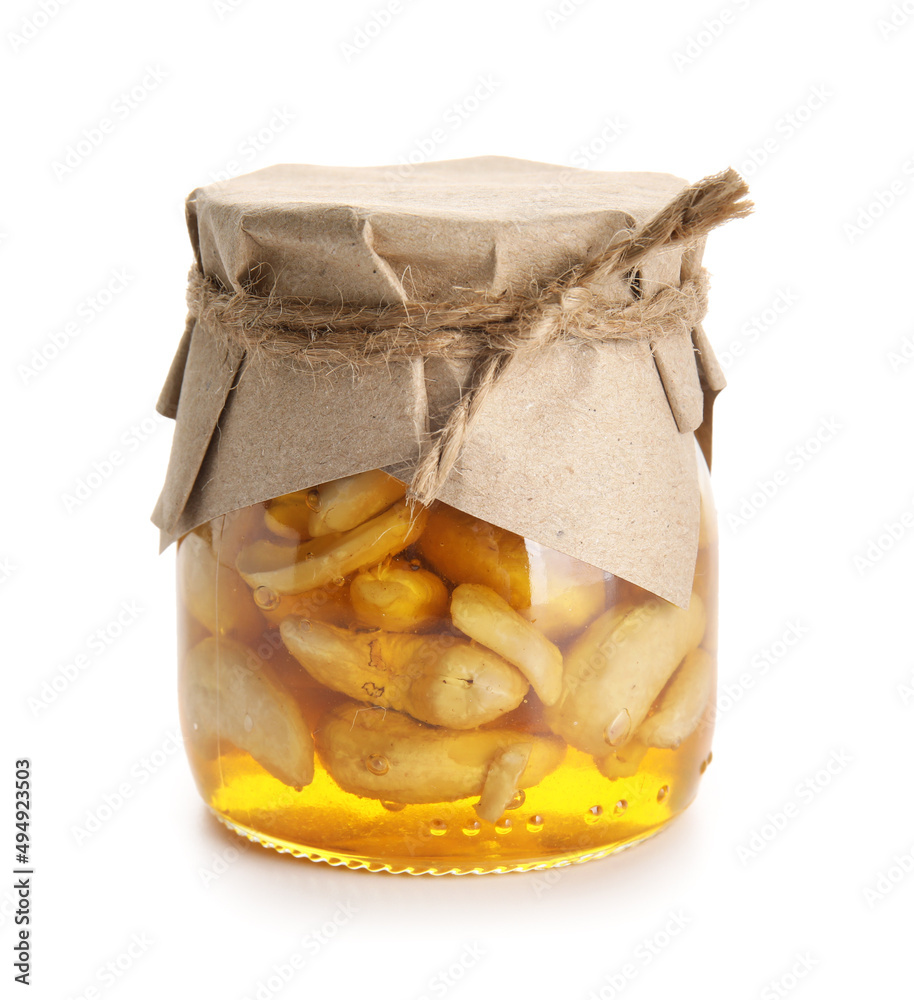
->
(177, 467), (717, 875)
(188, 729), (713, 874)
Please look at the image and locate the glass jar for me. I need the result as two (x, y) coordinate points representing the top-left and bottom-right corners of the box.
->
(176, 456), (717, 875)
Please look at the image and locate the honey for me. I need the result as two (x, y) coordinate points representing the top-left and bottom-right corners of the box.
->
(176, 464), (717, 874)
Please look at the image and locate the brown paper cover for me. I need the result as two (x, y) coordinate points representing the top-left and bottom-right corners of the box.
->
(153, 157), (727, 608)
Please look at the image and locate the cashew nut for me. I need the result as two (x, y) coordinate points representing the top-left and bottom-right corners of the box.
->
(306, 470), (407, 536)
(178, 531), (266, 644)
(420, 504), (528, 603)
(636, 647), (714, 750)
(419, 504), (604, 641)
(256, 580), (354, 628)
(281, 618), (529, 729)
(475, 744), (532, 822)
(450, 584), (563, 706)
(314, 699), (564, 805)
(545, 594), (706, 756)
(181, 637), (314, 789)
(236, 500), (427, 595)
(594, 648), (714, 778)
(350, 558), (448, 631)
(263, 491), (312, 541)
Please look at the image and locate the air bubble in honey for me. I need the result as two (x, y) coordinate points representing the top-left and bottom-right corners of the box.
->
(585, 804), (603, 824)
(365, 754), (389, 776)
(253, 586), (280, 611)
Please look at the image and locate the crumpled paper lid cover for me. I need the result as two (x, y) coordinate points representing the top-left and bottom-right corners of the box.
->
(153, 157), (726, 607)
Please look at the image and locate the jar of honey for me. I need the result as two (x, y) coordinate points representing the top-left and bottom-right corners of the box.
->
(154, 158), (748, 873)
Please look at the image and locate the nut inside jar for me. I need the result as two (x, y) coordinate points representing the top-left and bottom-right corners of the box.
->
(177, 465), (717, 869)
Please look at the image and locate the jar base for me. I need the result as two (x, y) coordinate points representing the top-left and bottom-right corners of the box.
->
(208, 806), (681, 876)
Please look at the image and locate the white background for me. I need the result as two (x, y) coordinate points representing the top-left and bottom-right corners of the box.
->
(3, 0), (913, 997)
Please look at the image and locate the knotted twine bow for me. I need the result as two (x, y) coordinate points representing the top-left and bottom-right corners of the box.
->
(186, 168), (752, 506)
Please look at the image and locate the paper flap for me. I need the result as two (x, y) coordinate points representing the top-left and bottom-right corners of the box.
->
(174, 352), (428, 534)
(434, 339), (700, 607)
(151, 323), (242, 541)
(639, 247), (704, 434)
(156, 317), (195, 420)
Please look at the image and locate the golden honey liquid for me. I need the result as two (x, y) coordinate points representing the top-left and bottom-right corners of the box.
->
(177, 465), (717, 875)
